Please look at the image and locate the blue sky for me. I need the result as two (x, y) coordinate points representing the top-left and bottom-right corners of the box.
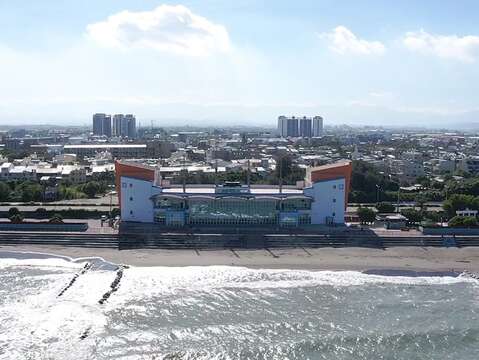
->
(0, 1), (478, 127)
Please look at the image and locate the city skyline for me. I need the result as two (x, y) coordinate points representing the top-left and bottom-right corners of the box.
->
(0, 1), (478, 127)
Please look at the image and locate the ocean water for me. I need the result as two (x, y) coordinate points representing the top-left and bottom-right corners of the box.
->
(0, 254), (478, 359)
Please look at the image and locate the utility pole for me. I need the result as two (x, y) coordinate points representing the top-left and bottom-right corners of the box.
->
(247, 159), (251, 188)
(397, 187), (400, 213)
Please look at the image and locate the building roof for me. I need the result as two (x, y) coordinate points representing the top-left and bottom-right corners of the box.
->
(161, 186), (303, 195)
(64, 144), (147, 149)
(307, 160), (352, 172)
(115, 160), (155, 171)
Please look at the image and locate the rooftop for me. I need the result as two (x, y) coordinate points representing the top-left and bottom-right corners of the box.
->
(308, 160), (352, 172)
(64, 144), (147, 149)
(161, 185), (303, 195)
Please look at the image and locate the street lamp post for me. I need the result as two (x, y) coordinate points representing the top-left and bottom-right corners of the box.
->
(108, 188), (117, 227)
(397, 187), (401, 213)
(376, 184), (381, 203)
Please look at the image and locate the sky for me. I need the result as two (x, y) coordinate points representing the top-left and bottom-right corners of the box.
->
(0, 0), (479, 128)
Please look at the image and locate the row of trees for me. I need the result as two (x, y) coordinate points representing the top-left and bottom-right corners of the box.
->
(349, 160), (479, 205)
(0, 181), (43, 202)
(349, 161), (399, 203)
(448, 216), (478, 228)
(356, 204), (442, 225)
(443, 194), (479, 218)
(0, 180), (111, 202)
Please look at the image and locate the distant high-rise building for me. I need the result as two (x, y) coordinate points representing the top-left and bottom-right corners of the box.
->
(278, 116), (288, 137)
(112, 114), (124, 137)
(278, 116), (323, 138)
(125, 114), (137, 138)
(112, 113), (137, 138)
(312, 116), (323, 137)
(299, 117), (312, 137)
(92, 113), (111, 137)
(278, 116), (299, 137)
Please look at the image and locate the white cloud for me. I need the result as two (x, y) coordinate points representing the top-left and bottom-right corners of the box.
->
(403, 30), (479, 62)
(86, 4), (231, 56)
(319, 26), (385, 55)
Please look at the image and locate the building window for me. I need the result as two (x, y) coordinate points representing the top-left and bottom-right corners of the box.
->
(130, 197), (133, 201)
(333, 198), (336, 203)
(122, 182), (127, 188)
(130, 210), (133, 215)
(339, 184), (344, 190)
(129, 183), (133, 188)
(332, 212), (335, 217)
(333, 185), (337, 189)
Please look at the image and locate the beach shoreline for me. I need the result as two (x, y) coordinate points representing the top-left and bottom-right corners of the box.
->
(1, 245), (479, 273)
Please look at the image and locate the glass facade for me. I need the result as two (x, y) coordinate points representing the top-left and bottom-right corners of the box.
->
(189, 197), (278, 225)
(152, 194), (312, 227)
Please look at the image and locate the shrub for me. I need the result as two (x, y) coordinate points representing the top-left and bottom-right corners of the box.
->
(36, 207), (48, 218)
(9, 214), (24, 223)
(111, 208), (121, 217)
(49, 213), (64, 224)
(8, 207), (20, 217)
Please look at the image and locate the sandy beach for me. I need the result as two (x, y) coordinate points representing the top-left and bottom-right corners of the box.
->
(1, 245), (479, 272)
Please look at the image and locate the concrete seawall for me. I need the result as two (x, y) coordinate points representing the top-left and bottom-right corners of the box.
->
(2, 230), (479, 249)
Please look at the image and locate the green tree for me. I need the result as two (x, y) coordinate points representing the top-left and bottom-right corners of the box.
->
(0, 182), (10, 202)
(414, 193), (429, 212)
(415, 176), (431, 188)
(448, 216), (465, 228)
(463, 216), (478, 227)
(423, 210), (446, 223)
(357, 207), (376, 225)
(59, 185), (86, 200)
(349, 160), (399, 203)
(401, 208), (423, 224)
(375, 202), (395, 213)
(275, 155), (291, 178)
(443, 194), (479, 218)
(20, 183), (43, 202)
(81, 181), (101, 198)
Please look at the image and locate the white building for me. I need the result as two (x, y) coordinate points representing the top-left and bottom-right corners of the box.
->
(116, 160), (351, 227)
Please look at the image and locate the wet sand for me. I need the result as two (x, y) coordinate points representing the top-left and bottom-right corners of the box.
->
(1, 245), (479, 272)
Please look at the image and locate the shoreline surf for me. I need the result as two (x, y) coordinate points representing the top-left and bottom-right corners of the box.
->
(0, 248), (475, 279)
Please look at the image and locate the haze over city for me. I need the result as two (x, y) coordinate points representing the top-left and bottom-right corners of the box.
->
(1, 0), (479, 127)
